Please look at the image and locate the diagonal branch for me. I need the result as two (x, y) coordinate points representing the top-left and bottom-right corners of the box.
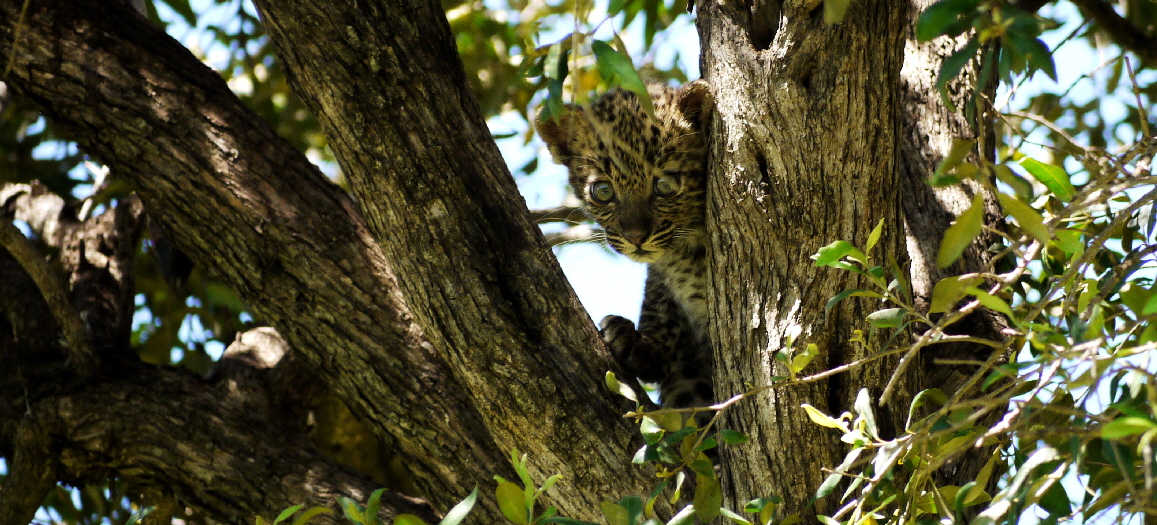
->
(0, 220), (95, 373)
(0, 0), (505, 514)
(1068, 0), (1157, 64)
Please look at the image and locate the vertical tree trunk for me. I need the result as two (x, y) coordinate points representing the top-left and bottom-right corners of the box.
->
(697, 0), (1004, 517)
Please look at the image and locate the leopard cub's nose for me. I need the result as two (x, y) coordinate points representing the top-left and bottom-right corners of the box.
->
(621, 227), (648, 246)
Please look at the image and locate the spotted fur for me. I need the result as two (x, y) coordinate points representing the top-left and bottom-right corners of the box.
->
(537, 81), (714, 415)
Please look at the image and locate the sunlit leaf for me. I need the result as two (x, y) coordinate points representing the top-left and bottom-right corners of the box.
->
(813, 240), (867, 267)
(692, 474), (722, 522)
(916, 0), (980, 41)
(866, 218), (885, 253)
(997, 193), (1050, 244)
(591, 41), (655, 120)
(601, 502), (629, 525)
(496, 480), (528, 525)
(437, 486), (478, 525)
(937, 193), (984, 268)
(1019, 158), (1075, 202)
(801, 404), (847, 431)
(865, 308), (905, 328)
(393, 515), (429, 525)
(1101, 417), (1157, 439)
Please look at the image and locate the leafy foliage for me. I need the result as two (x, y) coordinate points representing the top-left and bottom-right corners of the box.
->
(7, 0), (1156, 522)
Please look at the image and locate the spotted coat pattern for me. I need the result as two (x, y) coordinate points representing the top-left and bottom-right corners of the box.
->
(537, 81), (714, 413)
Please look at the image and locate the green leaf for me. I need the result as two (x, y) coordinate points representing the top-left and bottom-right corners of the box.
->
(814, 473), (843, 502)
(496, 480), (528, 525)
(1037, 481), (1071, 517)
(865, 308), (905, 328)
(606, 372), (637, 402)
(340, 498), (366, 524)
(813, 240), (866, 267)
(693, 474), (723, 522)
(865, 218), (885, 253)
(291, 508), (333, 525)
(790, 344), (819, 374)
(997, 193), (1050, 244)
(591, 41), (655, 120)
(916, 0), (980, 41)
(125, 506), (155, 525)
(652, 412), (684, 432)
(1014, 35), (1057, 81)
(937, 193), (984, 268)
(1019, 158), (1075, 202)
(159, 0), (198, 26)
(640, 416), (665, 445)
(929, 275), (979, 314)
(544, 42), (567, 80)
(720, 429), (748, 444)
(1053, 229), (1083, 255)
(824, 0), (851, 23)
(935, 38), (980, 107)
(437, 486), (478, 525)
(601, 503), (629, 525)
(743, 498), (772, 514)
(618, 494), (643, 522)
(993, 164), (1034, 200)
(824, 289), (883, 312)
(719, 507), (753, 525)
(932, 139), (975, 182)
(1101, 417), (1157, 439)
(967, 288), (1014, 318)
(275, 505), (304, 525)
(393, 515), (429, 525)
(535, 474), (563, 501)
(365, 488), (386, 525)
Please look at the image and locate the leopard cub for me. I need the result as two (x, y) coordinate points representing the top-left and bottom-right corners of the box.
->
(537, 81), (714, 414)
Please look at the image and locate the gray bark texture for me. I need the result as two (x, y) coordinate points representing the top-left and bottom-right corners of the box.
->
(0, 0), (1009, 522)
(696, 0), (1006, 517)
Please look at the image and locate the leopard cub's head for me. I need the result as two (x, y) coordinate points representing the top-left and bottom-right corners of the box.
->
(536, 81), (712, 263)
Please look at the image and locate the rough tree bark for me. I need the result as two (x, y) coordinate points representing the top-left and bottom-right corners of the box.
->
(0, 0), (649, 522)
(0, 0), (1010, 522)
(696, 0), (1008, 518)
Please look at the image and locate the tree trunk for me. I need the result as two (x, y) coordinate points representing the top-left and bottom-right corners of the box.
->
(0, 0), (1009, 522)
(0, 0), (653, 522)
(697, 0), (1005, 517)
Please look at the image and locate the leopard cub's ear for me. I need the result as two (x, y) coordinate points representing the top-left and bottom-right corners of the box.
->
(535, 105), (580, 163)
(675, 80), (713, 133)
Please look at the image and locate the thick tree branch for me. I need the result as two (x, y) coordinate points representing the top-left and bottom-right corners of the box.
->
(1069, 0), (1157, 64)
(0, 220), (95, 372)
(0, 414), (56, 525)
(4, 346), (439, 525)
(0, 0), (512, 514)
(254, 0), (653, 518)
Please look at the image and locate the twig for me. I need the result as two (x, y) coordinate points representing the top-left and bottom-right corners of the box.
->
(0, 221), (94, 372)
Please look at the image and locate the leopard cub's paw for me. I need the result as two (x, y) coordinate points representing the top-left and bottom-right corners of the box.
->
(598, 315), (638, 355)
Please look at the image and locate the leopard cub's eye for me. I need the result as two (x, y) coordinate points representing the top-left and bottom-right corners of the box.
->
(653, 174), (680, 197)
(589, 181), (616, 204)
